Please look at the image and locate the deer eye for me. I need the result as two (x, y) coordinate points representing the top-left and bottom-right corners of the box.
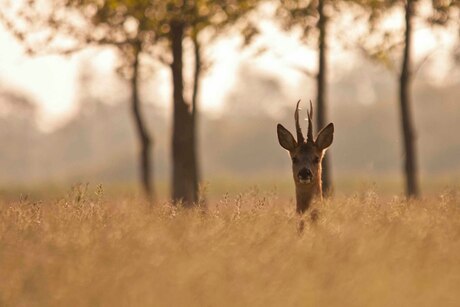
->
(313, 157), (320, 164)
(292, 157), (298, 164)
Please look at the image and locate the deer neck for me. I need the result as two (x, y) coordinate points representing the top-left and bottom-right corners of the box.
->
(295, 176), (322, 214)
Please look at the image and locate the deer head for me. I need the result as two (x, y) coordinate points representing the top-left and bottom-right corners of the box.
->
(277, 100), (334, 213)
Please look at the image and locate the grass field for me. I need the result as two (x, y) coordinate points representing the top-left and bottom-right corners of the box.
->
(1, 184), (460, 307)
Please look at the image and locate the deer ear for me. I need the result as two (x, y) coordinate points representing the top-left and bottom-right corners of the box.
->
(315, 123), (334, 150)
(277, 124), (297, 151)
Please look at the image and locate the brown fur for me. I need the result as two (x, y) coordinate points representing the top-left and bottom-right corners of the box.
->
(277, 101), (334, 214)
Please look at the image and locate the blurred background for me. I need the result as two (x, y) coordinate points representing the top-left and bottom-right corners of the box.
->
(0, 0), (458, 200)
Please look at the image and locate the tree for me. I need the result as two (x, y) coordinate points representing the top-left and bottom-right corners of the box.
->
(131, 42), (154, 199)
(400, 0), (419, 197)
(353, 0), (459, 197)
(166, 0), (261, 205)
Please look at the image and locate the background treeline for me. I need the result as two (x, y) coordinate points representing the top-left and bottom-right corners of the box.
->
(1, 61), (459, 187)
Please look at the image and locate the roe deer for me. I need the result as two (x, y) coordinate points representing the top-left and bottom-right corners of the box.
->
(277, 100), (334, 214)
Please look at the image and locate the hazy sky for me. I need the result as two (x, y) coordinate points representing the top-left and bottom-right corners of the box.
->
(0, 7), (457, 131)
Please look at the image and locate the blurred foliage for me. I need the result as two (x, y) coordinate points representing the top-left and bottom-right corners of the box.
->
(276, 0), (355, 46)
(0, 0), (263, 67)
(276, 0), (459, 71)
(276, 0), (319, 43)
(350, 0), (460, 71)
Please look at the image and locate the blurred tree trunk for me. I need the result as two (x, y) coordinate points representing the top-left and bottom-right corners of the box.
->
(170, 21), (198, 206)
(316, 0), (332, 196)
(131, 43), (154, 200)
(191, 35), (200, 129)
(399, 0), (420, 198)
(191, 35), (202, 196)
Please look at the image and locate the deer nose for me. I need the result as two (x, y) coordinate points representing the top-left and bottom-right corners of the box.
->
(298, 168), (313, 181)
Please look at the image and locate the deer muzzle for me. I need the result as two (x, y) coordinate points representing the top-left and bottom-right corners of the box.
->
(298, 168), (313, 184)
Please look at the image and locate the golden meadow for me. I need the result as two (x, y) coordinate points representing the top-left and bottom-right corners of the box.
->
(1, 184), (459, 307)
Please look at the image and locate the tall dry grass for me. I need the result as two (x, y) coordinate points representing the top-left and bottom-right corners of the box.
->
(1, 185), (459, 307)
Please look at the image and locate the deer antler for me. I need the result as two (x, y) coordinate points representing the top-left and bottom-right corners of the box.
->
(307, 100), (314, 143)
(294, 100), (304, 144)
